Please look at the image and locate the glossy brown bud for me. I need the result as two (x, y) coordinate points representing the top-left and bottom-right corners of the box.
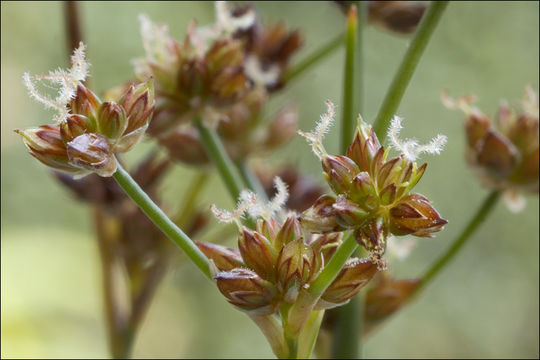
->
(332, 195), (370, 228)
(354, 217), (386, 253)
(215, 268), (278, 315)
(318, 258), (378, 309)
(276, 239), (316, 301)
(15, 125), (87, 175)
(196, 242), (244, 271)
(346, 121), (382, 172)
(159, 127), (209, 165)
(322, 155), (360, 195)
(60, 114), (96, 143)
(97, 102), (127, 141)
(238, 227), (277, 281)
(69, 84), (101, 119)
(389, 194), (447, 237)
(66, 133), (117, 177)
(275, 215), (302, 248)
(300, 195), (344, 233)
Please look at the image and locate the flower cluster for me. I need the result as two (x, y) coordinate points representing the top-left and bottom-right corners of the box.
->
(443, 87), (539, 211)
(299, 102), (448, 263)
(16, 43), (154, 178)
(198, 180), (379, 315)
(115, 2), (301, 165)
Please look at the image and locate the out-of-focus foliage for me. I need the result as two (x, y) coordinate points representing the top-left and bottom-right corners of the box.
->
(1, 1), (538, 358)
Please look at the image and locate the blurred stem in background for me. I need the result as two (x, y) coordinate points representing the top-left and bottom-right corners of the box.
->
(237, 159), (269, 203)
(372, 1), (449, 139)
(64, 1), (84, 57)
(418, 191), (501, 293)
(332, 3), (363, 359)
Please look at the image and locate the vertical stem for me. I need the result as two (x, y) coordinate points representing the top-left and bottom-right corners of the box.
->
(249, 315), (289, 359)
(113, 163), (212, 279)
(64, 1), (84, 54)
(194, 117), (245, 202)
(372, 1), (449, 138)
(333, 3), (365, 358)
(172, 171), (209, 227)
(340, 5), (359, 153)
(418, 191), (501, 292)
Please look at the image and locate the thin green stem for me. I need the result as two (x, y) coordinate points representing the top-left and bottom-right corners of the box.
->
(297, 310), (325, 359)
(113, 163), (211, 279)
(333, 3), (364, 358)
(418, 190), (501, 292)
(372, 1), (449, 138)
(282, 33), (346, 84)
(194, 117), (245, 202)
(237, 159), (269, 203)
(309, 232), (358, 299)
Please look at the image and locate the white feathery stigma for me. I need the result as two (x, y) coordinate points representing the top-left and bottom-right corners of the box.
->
(298, 100), (336, 159)
(23, 42), (89, 123)
(387, 116), (447, 161)
(210, 190), (258, 225)
(248, 176), (289, 219)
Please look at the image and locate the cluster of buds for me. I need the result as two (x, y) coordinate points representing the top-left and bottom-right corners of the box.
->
(16, 43), (155, 178)
(299, 102), (448, 263)
(120, 2), (301, 165)
(198, 179), (379, 315)
(335, 1), (427, 34)
(443, 87), (539, 212)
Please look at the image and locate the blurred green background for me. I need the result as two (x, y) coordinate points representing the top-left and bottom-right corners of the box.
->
(1, 1), (538, 358)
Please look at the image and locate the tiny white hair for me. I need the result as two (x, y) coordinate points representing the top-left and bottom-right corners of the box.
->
(248, 176), (289, 219)
(298, 100), (335, 159)
(387, 116), (447, 161)
(23, 42), (89, 123)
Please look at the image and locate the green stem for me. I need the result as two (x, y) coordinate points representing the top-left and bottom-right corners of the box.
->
(113, 163), (211, 279)
(333, 4), (364, 358)
(282, 33), (346, 84)
(418, 190), (501, 292)
(249, 314), (288, 359)
(297, 310), (325, 359)
(194, 117), (245, 202)
(372, 1), (449, 138)
(340, 5), (359, 153)
(237, 159), (269, 202)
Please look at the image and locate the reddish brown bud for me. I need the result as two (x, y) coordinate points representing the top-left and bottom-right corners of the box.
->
(66, 133), (117, 177)
(465, 110), (491, 148)
(215, 268), (278, 315)
(238, 227), (277, 281)
(60, 114), (96, 142)
(348, 172), (378, 210)
(196, 242), (244, 271)
(475, 130), (519, 180)
(275, 215), (302, 248)
(354, 217), (386, 253)
(265, 104), (298, 148)
(364, 277), (421, 335)
(15, 125), (87, 175)
(276, 239), (316, 302)
(389, 194), (447, 237)
(332, 195), (370, 228)
(300, 195), (344, 233)
(159, 127), (209, 165)
(318, 258), (378, 309)
(368, 1), (426, 34)
(211, 66), (248, 105)
(346, 122), (382, 172)
(307, 232), (342, 264)
(69, 84), (101, 119)
(97, 102), (127, 141)
(322, 155), (360, 195)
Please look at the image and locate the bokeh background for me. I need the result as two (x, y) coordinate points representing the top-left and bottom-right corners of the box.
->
(1, 1), (538, 358)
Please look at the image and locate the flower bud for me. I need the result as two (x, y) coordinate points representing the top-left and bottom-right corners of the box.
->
(215, 268), (278, 315)
(60, 114), (96, 142)
(97, 102), (127, 141)
(465, 110), (491, 148)
(348, 172), (378, 210)
(307, 232), (342, 264)
(274, 215), (302, 248)
(346, 122), (382, 172)
(206, 39), (244, 75)
(354, 217), (386, 253)
(15, 125), (87, 175)
(389, 194), (447, 237)
(116, 79), (155, 152)
(276, 238), (316, 300)
(364, 277), (420, 335)
(69, 84), (101, 119)
(238, 227), (277, 281)
(367, 1), (426, 34)
(332, 195), (370, 228)
(264, 104), (298, 149)
(211, 66), (248, 105)
(300, 195), (344, 233)
(66, 133), (117, 177)
(159, 127), (209, 165)
(196, 242), (244, 271)
(475, 130), (519, 180)
(322, 155), (360, 195)
(255, 217), (281, 243)
(317, 258), (378, 309)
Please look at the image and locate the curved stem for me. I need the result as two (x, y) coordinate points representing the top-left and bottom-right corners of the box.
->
(194, 117), (245, 202)
(418, 190), (501, 292)
(113, 163), (212, 279)
(282, 33), (346, 84)
(372, 1), (449, 138)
